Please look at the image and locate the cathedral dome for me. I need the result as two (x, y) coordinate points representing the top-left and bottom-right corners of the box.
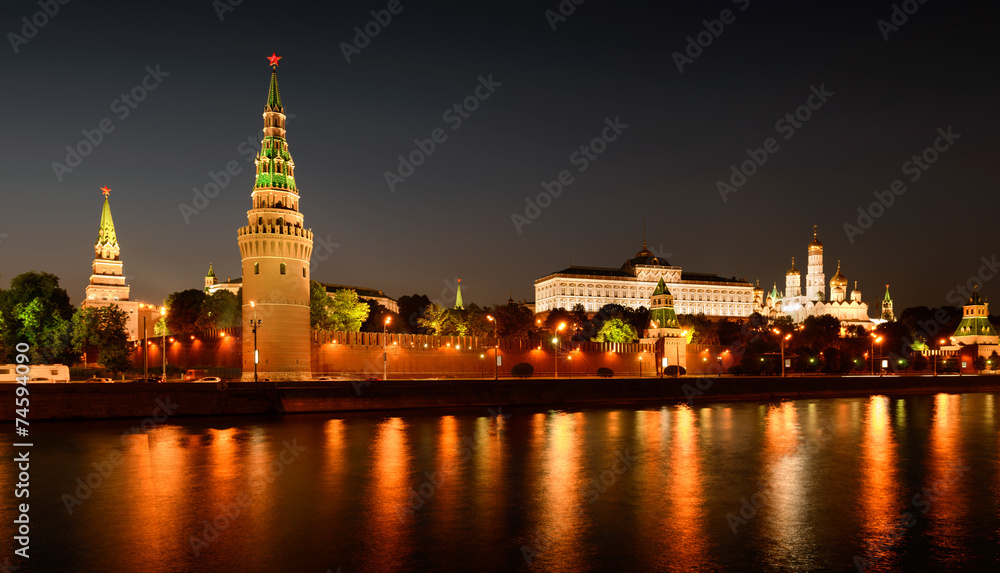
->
(786, 257), (799, 276)
(808, 226), (823, 253)
(830, 260), (847, 289)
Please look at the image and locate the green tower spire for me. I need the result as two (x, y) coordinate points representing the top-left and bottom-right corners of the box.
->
(95, 187), (118, 254)
(266, 69), (283, 112)
(454, 279), (464, 310)
(254, 63), (297, 193)
(206, 264), (215, 278)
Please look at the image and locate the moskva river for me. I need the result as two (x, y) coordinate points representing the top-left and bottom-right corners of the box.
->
(3, 393), (999, 572)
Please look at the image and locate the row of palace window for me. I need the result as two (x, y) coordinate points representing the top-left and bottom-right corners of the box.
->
(542, 283), (752, 303)
(253, 262), (305, 277)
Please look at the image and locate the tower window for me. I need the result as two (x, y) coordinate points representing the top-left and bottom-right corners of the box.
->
(280, 263), (286, 275)
(302, 267), (306, 277)
(254, 262), (259, 275)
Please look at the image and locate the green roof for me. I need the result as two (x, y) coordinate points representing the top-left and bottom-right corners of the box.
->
(206, 264), (215, 278)
(266, 70), (282, 111)
(883, 285), (892, 303)
(454, 280), (464, 310)
(652, 277), (671, 296)
(95, 196), (117, 249)
(954, 315), (997, 338)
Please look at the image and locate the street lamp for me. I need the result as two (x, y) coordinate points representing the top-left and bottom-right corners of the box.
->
(871, 334), (883, 376)
(383, 316), (392, 380)
(568, 354), (572, 379)
(160, 306), (167, 380)
(480, 354), (485, 379)
(249, 301), (262, 383)
(553, 322), (566, 378)
(676, 330), (688, 378)
(774, 329), (791, 377)
(638, 355), (643, 379)
(487, 315), (499, 380)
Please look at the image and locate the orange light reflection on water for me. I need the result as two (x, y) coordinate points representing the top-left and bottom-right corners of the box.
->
(360, 417), (412, 572)
(925, 393), (968, 565)
(857, 395), (901, 563)
(662, 405), (709, 572)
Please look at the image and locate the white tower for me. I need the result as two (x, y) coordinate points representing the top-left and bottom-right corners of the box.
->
(805, 226), (825, 301)
(785, 258), (801, 299)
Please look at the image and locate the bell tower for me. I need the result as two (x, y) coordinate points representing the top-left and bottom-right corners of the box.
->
(805, 225), (825, 301)
(237, 54), (314, 381)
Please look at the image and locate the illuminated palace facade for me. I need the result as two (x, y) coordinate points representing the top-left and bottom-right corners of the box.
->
(534, 242), (755, 318)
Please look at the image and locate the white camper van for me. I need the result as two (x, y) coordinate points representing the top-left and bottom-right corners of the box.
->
(0, 364), (70, 383)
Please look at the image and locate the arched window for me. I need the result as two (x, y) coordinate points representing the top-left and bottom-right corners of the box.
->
(302, 267), (306, 277)
(280, 262), (286, 275)
(254, 262), (259, 275)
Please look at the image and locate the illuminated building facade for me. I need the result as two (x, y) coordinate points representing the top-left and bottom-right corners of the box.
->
(764, 227), (874, 331)
(237, 56), (314, 381)
(534, 242), (755, 318)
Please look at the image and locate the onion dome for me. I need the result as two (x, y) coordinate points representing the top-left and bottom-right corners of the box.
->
(830, 260), (847, 289)
(808, 225), (823, 253)
(786, 257), (800, 276)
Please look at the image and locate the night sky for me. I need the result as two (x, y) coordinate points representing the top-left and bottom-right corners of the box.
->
(2, 0), (997, 311)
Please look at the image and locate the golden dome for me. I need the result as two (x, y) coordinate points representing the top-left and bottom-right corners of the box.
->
(830, 260), (847, 289)
(786, 257), (799, 276)
(808, 225), (823, 252)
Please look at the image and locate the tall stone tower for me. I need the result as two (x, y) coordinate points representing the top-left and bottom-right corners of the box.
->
(881, 285), (894, 322)
(237, 54), (314, 381)
(84, 186), (130, 305)
(805, 225), (825, 301)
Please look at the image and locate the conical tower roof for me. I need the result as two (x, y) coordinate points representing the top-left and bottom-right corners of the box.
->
(454, 279), (464, 310)
(206, 263), (215, 278)
(652, 276), (671, 296)
(883, 285), (893, 303)
(95, 189), (118, 250)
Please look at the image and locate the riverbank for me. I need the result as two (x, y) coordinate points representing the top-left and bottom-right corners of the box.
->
(3, 374), (1000, 421)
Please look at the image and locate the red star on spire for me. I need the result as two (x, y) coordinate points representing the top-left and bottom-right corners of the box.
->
(267, 52), (282, 67)
(101, 186), (111, 196)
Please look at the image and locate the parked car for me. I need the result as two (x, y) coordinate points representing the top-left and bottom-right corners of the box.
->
(196, 376), (222, 383)
(130, 377), (161, 383)
(317, 376), (335, 381)
(85, 377), (113, 383)
(365, 376), (380, 382)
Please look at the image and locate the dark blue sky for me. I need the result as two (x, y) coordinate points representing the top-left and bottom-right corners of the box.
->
(2, 0), (997, 311)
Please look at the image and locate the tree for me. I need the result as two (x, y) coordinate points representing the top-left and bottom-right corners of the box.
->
(990, 350), (1000, 372)
(544, 308), (573, 334)
(72, 306), (132, 376)
(975, 355), (987, 372)
(397, 294), (431, 334)
(361, 301), (401, 333)
(417, 303), (451, 335)
(0, 272), (76, 364)
(310, 283), (371, 332)
(197, 290), (241, 331)
(165, 289), (207, 335)
(310, 281), (337, 331)
(491, 302), (536, 339)
(797, 315), (840, 351)
(594, 318), (638, 343)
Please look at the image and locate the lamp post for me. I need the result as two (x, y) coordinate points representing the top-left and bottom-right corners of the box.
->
(487, 315), (499, 380)
(871, 335), (882, 376)
(160, 306), (167, 380)
(249, 301), (262, 383)
(774, 329), (791, 377)
(568, 355), (572, 379)
(142, 312), (148, 381)
(383, 316), (391, 381)
(480, 354), (485, 379)
(638, 355), (642, 379)
(676, 330), (688, 378)
(553, 322), (566, 378)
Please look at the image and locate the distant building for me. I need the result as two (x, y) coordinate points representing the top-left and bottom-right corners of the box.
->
(641, 277), (686, 373)
(534, 241), (755, 318)
(81, 187), (160, 341)
(205, 268), (398, 314)
(950, 289), (998, 346)
(761, 226), (875, 332)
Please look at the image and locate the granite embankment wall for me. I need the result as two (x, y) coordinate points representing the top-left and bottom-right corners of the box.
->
(4, 375), (1000, 421)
